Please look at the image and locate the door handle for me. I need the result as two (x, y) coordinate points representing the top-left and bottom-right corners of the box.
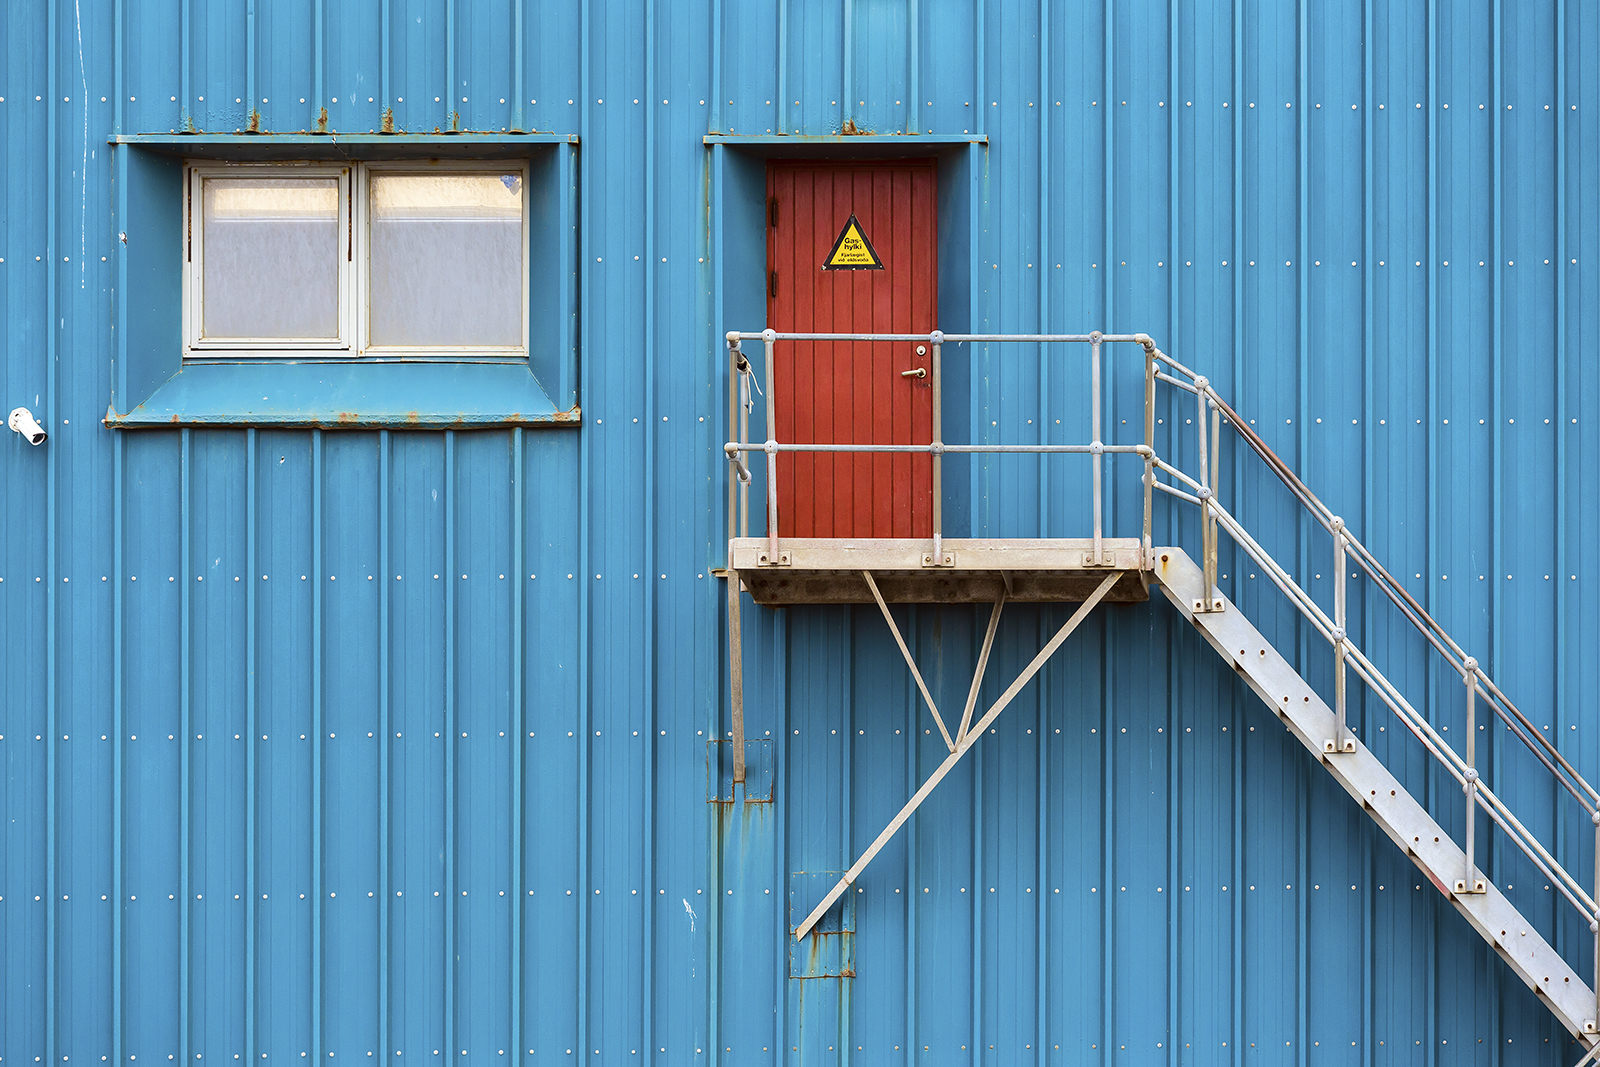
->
(901, 367), (927, 379)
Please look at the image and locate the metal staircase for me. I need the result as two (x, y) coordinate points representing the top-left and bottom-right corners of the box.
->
(721, 329), (1600, 1059)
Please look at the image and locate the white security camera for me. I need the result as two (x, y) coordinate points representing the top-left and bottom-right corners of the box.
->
(9, 407), (47, 445)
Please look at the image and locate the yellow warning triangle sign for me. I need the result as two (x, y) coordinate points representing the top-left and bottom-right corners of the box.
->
(822, 213), (884, 270)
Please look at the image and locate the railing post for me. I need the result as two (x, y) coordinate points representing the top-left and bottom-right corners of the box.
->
(1592, 810), (1600, 1033)
(1142, 345), (1156, 564)
(1325, 518), (1354, 753)
(761, 328), (782, 565)
(930, 330), (945, 565)
(739, 360), (751, 539)
(727, 336), (740, 553)
(1089, 332), (1104, 565)
(1192, 376), (1218, 612)
(1210, 396), (1221, 588)
(1456, 657), (1485, 894)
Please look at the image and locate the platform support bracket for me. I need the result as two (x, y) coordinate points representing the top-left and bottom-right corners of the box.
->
(727, 568), (746, 783)
(794, 570), (1122, 941)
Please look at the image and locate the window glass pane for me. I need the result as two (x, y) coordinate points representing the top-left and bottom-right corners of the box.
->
(202, 177), (340, 340)
(368, 173), (523, 347)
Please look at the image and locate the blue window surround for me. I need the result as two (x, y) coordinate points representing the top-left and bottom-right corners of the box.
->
(107, 133), (579, 429)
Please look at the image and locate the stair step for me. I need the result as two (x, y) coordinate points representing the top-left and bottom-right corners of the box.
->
(1153, 547), (1598, 1044)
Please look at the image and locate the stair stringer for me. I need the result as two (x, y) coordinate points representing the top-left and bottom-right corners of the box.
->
(1153, 547), (1599, 1045)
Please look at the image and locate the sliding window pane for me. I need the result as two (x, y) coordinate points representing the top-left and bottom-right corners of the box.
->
(368, 173), (523, 347)
(202, 177), (340, 340)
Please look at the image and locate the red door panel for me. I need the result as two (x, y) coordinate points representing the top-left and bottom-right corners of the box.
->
(767, 161), (937, 539)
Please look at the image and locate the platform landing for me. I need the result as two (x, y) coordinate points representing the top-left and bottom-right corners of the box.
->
(728, 537), (1150, 604)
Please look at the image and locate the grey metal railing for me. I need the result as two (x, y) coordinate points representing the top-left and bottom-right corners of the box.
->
(724, 328), (1155, 566)
(1149, 346), (1600, 1030)
(722, 328), (1600, 1026)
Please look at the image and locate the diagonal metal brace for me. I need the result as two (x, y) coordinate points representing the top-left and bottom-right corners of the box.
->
(863, 570), (957, 753)
(957, 588), (1007, 744)
(795, 570), (1122, 941)
(1572, 1038), (1600, 1067)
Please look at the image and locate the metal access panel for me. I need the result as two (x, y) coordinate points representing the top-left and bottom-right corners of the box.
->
(766, 161), (938, 538)
(789, 871), (855, 979)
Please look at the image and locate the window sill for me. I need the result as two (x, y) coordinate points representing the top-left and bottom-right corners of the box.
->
(105, 359), (579, 429)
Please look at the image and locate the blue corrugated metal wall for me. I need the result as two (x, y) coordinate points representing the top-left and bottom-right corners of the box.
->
(3, 0), (1599, 1063)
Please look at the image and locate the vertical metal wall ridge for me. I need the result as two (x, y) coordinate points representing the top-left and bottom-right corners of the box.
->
(1100, 0), (1116, 1058)
(641, 0), (658, 1055)
(312, 428), (325, 1063)
(509, 428), (524, 1062)
(1553, 3), (1571, 985)
(1228, 1), (1245, 1061)
(1035, 7), (1051, 1057)
(1489, 0), (1504, 687)
(377, 430), (391, 1064)
(841, 609), (855, 1066)
(181, 429), (194, 1065)
(111, 6), (126, 1059)
(898, 633), (913, 1057)
(312, 0), (324, 121)
(1487, 5), (1508, 1053)
(776, 0), (787, 134)
(380, 0), (391, 116)
(245, 0), (255, 121)
(1037, 0), (1049, 536)
(843, 0), (854, 130)
(576, 1), (593, 1056)
(113, 433), (127, 1067)
(443, 429), (456, 1062)
(44, 0), (60, 1058)
(445, 0), (456, 128)
(246, 429), (259, 1066)
(1358, 1), (1376, 1060)
(969, 10), (988, 1057)
(1294, 6), (1310, 1064)
(180, 0), (190, 118)
(907, 0), (919, 134)
(1166, 1), (1182, 1060)
(1422, 3), (1441, 1060)
(510, 0), (523, 130)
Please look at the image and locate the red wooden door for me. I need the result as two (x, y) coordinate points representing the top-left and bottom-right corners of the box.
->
(767, 161), (937, 539)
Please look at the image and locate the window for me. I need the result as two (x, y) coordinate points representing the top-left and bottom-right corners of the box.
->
(185, 161), (530, 360)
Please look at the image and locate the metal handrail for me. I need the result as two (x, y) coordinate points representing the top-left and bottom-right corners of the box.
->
(1148, 345), (1600, 1024)
(720, 326), (1600, 1021)
(725, 328), (1158, 569)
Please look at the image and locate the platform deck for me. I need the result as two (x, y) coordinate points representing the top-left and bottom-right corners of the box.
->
(728, 536), (1151, 604)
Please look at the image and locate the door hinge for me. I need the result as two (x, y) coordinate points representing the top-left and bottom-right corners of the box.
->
(770, 271), (778, 298)
(769, 198), (778, 228)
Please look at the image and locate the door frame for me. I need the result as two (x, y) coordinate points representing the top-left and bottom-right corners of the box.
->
(710, 138), (987, 552)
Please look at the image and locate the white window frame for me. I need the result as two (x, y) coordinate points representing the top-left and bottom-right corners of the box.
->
(184, 163), (353, 357)
(355, 160), (532, 361)
(183, 159), (531, 362)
